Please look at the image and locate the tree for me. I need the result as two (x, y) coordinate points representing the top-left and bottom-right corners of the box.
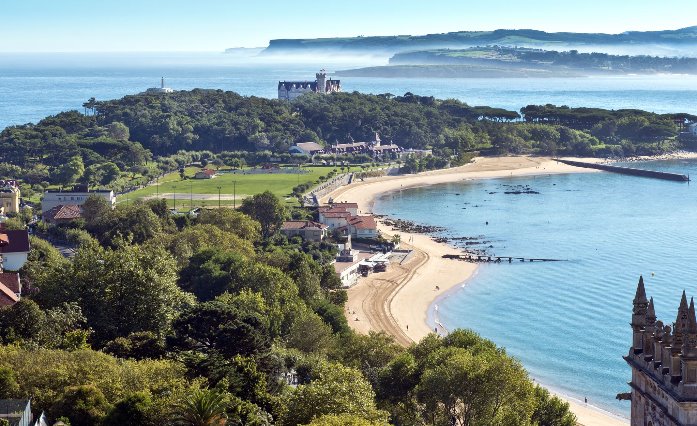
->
(196, 209), (261, 242)
(35, 243), (194, 345)
(99, 162), (121, 185)
(168, 299), (271, 361)
(57, 155), (85, 185)
(286, 310), (335, 355)
(50, 385), (112, 426)
(0, 367), (19, 399)
(530, 386), (577, 426)
(304, 414), (389, 426)
(178, 249), (249, 301)
(282, 363), (388, 426)
(171, 388), (228, 426)
(102, 392), (154, 426)
(239, 191), (286, 239)
(0, 299), (45, 343)
(106, 122), (130, 141)
(416, 346), (534, 426)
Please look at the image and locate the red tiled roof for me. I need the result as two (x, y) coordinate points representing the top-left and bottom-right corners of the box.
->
(0, 273), (20, 294)
(348, 215), (377, 230)
(281, 220), (328, 230)
(43, 204), (83, 221)
(0, 230), (30, 254)
(0, 281), (19, 307)
(196, 169), (216, 176)
(321, 212), (351, 218)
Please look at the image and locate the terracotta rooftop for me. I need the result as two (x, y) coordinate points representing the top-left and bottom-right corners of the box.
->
(321, 212), (352, 218)
(0, 282), (19, 306)
(348, 215), (377, 230)
(43, 204), (83, 221)
(0, 273), (20, 295)
(0, 230), (30, 254)
(281, 220), (328, 230)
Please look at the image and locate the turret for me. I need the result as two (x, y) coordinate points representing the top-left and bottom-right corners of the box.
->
(680, 298), (697, 390)
(632, 276), (649, 353)
(654, 320), (665, 370)
(675, 291), (690, 347)
(161, 77), (165, 89)
(643, 297), (657, 360)
(661, 324), (673, 375)
(670, 292), (690, 381)
(316, 70), (327, 94)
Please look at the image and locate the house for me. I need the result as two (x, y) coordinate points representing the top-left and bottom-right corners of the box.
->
(289, 142), (324, 156)
(42, 186), (115, 212)
(690, 122), (697, 136)
(318, 211), (352, 229)
(0, 273), (21, 307)
(278, 70), (341, 101)
(0, 399), (32, 426)
(346, 215), (379, 239)
(0, 227), (30, 272)
(317, 202), (377, 239)
(280, 220), (328, 242)
(42, 204), (83, 224)
(194, 169), (217, 179)
(0, 181), (20, 215)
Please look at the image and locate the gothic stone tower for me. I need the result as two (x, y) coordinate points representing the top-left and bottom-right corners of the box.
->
(625, 277), (697, 425)
(316, 70), (327, 94)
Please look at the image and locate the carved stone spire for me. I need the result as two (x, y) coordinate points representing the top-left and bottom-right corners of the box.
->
(683, 298), (697, 358)
(634, 276), (649, 306)
(647, 297), (656, 324)
(675, 291), (690, 346)
(632, 276), (649, 353)
(644, 297), (657, 360)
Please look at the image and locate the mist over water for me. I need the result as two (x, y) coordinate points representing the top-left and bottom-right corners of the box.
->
(373, 160), (697, 417)
(3, 52), (697, 130)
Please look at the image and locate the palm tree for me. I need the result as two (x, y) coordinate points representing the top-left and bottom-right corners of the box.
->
(171, 388), (228, 426)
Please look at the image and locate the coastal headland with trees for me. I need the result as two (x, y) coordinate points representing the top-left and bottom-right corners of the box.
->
(1, 87), (695, 424)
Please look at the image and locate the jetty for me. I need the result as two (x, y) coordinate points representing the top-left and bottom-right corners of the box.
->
(554, 159), (689, 182)
(442, 254), (566, 263)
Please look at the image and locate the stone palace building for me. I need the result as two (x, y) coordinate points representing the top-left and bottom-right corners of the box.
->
(624, 276), (697, 425)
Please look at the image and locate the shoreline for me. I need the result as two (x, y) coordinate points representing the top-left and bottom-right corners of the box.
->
(323, 156), (629, 425)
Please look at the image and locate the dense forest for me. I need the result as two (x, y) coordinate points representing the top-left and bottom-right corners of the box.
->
(389, 46), (697, 74)
(0, 192), (577, 425)
(1, 89), (695, 195)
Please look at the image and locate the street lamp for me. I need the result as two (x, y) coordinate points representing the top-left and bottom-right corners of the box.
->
(190, 181), (193, 211)
(233, 181), (237, 209)
(172, 185), (177, 211)
(216, 186), (221, 208)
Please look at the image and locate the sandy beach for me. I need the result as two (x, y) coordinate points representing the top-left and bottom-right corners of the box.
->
(322, 156), (629, 426)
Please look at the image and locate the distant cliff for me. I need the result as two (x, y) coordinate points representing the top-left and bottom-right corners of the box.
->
(261, 27), (697, 57)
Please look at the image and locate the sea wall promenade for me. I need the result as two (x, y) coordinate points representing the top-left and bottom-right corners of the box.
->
(554, 158), (689, 182)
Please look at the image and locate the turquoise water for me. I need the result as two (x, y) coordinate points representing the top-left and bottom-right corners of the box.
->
(374, 160), (697, 416)
(3, 52), (697, 130)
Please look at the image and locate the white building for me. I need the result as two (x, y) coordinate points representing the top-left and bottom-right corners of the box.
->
(289, 142), (324, 156)
(690, 122), (697, 136)
(278, 70), (341, 101)
(0, 228), (29, 272)
(42, 186), (115, 212)
(146, 77), (174, 94)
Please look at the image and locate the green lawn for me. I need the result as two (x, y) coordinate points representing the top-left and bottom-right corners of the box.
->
(121, 166), (358, 209)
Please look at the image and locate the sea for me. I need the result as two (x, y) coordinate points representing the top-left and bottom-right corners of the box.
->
(373, 161), (697, 417)
(4, 52), (697, 417)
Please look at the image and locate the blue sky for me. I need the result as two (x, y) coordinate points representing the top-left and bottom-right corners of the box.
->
(2, 0), (696, 52)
